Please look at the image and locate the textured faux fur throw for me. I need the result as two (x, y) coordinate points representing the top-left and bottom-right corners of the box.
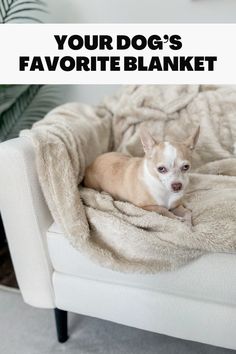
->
(21, 85), (236, 273)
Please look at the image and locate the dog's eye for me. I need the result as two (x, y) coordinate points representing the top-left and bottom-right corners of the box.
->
(181, 164), (190, 172)
(157, 166), (167, 173)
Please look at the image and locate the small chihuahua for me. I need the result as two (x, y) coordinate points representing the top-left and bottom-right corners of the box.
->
(84, 126), (200, 223)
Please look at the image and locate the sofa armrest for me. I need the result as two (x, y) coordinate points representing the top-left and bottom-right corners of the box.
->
(0, 137), (55, 308)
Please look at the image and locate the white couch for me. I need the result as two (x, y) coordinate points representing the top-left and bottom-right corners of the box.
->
(0, 135), (236, 349)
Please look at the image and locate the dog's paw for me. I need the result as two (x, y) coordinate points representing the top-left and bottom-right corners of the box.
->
(183, 210), (193, 228)
(176, 216), (185, 222)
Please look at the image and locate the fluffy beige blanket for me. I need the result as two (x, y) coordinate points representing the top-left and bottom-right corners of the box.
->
(21, 85), (236, 273)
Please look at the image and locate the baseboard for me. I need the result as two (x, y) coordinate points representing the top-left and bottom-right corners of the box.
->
(0, 284), (20, 293)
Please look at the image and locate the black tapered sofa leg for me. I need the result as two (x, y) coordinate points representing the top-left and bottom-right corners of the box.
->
(54, 308), (69, 343)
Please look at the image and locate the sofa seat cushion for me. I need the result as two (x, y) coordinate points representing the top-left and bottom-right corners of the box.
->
(47, 222), (236, 306)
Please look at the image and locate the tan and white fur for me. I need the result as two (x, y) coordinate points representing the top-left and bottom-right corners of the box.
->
(84, 126), (200, 224)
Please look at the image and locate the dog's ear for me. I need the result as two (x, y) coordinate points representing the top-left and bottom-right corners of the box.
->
(140, 128), (156, 154)
(184, 126), (200, 150)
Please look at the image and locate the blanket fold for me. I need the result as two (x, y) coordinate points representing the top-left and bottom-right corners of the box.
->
(21, 85), (236, 273)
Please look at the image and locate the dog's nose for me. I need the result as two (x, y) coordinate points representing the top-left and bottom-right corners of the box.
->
(171, 182), (182, 192)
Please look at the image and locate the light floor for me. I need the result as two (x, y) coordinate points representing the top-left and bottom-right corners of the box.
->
(0, 287), (233, 354)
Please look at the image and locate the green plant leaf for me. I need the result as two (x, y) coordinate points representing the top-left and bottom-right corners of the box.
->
(0, 0), (47, 23)
(0, 85), (61, 141)
(0, 85), (29, 114)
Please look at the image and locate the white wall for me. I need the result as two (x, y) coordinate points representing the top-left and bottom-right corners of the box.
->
(48, 0), (236, 24)
(46, 0), (236, 104)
